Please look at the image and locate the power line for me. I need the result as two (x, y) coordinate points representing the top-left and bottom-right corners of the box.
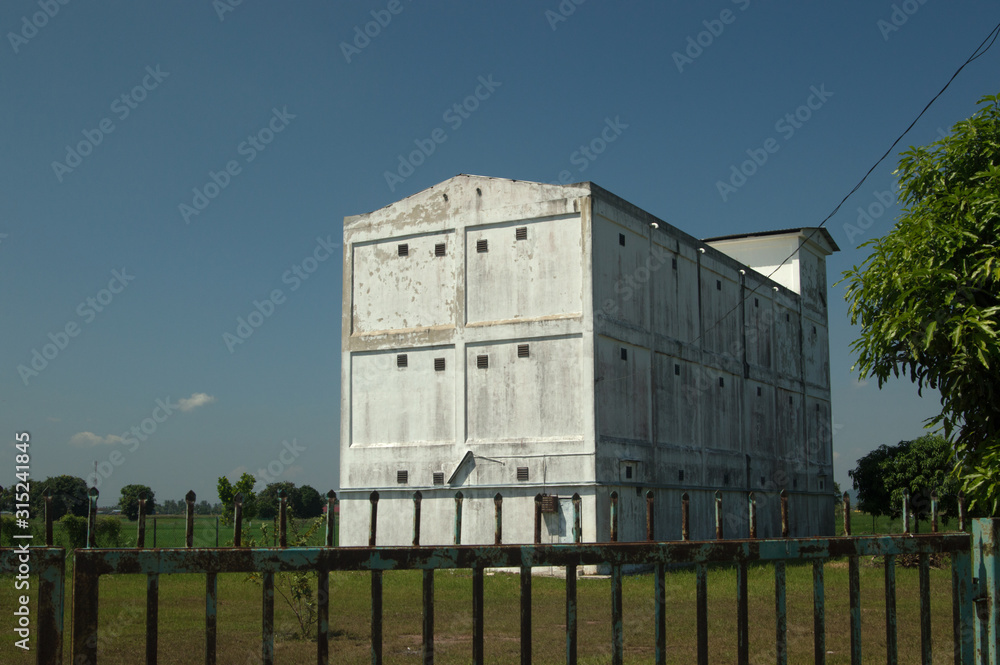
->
(695, 18), (1000, 345)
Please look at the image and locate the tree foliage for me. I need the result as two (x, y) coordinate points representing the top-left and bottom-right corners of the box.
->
(31, 475), (89, 521)
(849, 434), (961, 525)
(217, 473), (258, 524)
(842, 94), (1000, 513)
(257, 482), (325, 519)
(118, 484), (155, 521)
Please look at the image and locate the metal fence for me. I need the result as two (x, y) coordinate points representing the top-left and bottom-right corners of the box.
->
(4, 487), (1000, 664)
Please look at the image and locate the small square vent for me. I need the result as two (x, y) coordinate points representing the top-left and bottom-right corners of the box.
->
(476, 354), (489, 369)
(397, 470), (408, 484)
(434, 358), (446, 371)
(516, 467), (529, 481)
(515, 227), (527, 241)
(476, 239), (488, 253)
(618, 233), (625, 246)
(396, 354), (407, 368)
(432, 472), (444, 485)
(435, 243), (446, 257)
(398, 243), (409, 257)
(620, 347), (628, 361)
(517, 344), (530, 358)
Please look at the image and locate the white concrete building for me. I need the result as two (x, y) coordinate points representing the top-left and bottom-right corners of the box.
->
(339, 174), (838, 546)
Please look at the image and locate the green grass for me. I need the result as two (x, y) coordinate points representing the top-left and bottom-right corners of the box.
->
(0, 557), (959, 664)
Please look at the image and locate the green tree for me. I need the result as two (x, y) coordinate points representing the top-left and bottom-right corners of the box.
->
(849, 434), (961, 527)
(118, 484), (155, 520)
(32, 475), (89, 521)
(842, 94), (1000, 513)
(217, 472), (258, 524)
(295, 485), (324, 518)
(257, 482), (297, 519)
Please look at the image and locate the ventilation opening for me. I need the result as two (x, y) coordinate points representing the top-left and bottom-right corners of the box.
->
(396, 354), (408, 368)
(476, 354), (489, 369)
(625, 465), (633, 479)
(716, 280), (722, 291)
(789, 396), (793, 405)
(723, 473), (730, 486)
(433, 472), (444, 485)
(793, 478), (798, 489)
(476, 239), (488, 253)
(435, 243), (446, 257)
(672, 257), (677, 269)
(718, 377), (724, 388)
(620, 347), (628, 361)
(757, 386), (762, 397)
(516, 467), (529, 481)
(678, 469), (684, 482)
(398, 243), (409, 257)
(618, 233), (625, 246)
(396, 470), (408, 484)
(754, 298), (759, 307)
(819, 480), (825, 491)
(515, 227), (527, 241)
(760, 476), (766, 486)
(517, 344), (529, 358)
(434, 358), (446, 371)
(674, 364), (680, 376)
(786, 314), (790, 322)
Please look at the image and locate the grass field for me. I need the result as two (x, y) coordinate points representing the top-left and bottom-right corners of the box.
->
(1, 556), (960, 664)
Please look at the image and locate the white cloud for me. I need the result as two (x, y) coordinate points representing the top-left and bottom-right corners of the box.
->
(178, 392), (217, 412)
(70, 431), (124, 447)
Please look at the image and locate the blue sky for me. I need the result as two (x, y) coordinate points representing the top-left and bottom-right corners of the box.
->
(2, 0), (998, 507)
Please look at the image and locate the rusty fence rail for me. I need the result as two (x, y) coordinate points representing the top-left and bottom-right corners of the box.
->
(5, 487), (1000, 664)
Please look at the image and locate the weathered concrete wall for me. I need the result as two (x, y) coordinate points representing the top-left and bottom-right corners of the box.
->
(340, 175), (596, 546)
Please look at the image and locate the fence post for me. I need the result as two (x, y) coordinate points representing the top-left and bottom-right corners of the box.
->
(185, 491), (195, 548)
(44, 489), (53, 547)
(326, 490), (337, 547)
(972, 518), (1000, 662)
(137, 493), (147, 548)
(234, 493), (244, 547)
(369, 490), (379, 548)
(534, 494), (543, 545)
(454, 492), (463, 546)
(610, 492), (618, 543)
(278, 489), (287, 548)
(87, 487), (99, 548)
(646, 490), (655, 542)
(413, 491), (422, 547)
(714, 491), (724, 540)
(494, 493), (503, 545)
